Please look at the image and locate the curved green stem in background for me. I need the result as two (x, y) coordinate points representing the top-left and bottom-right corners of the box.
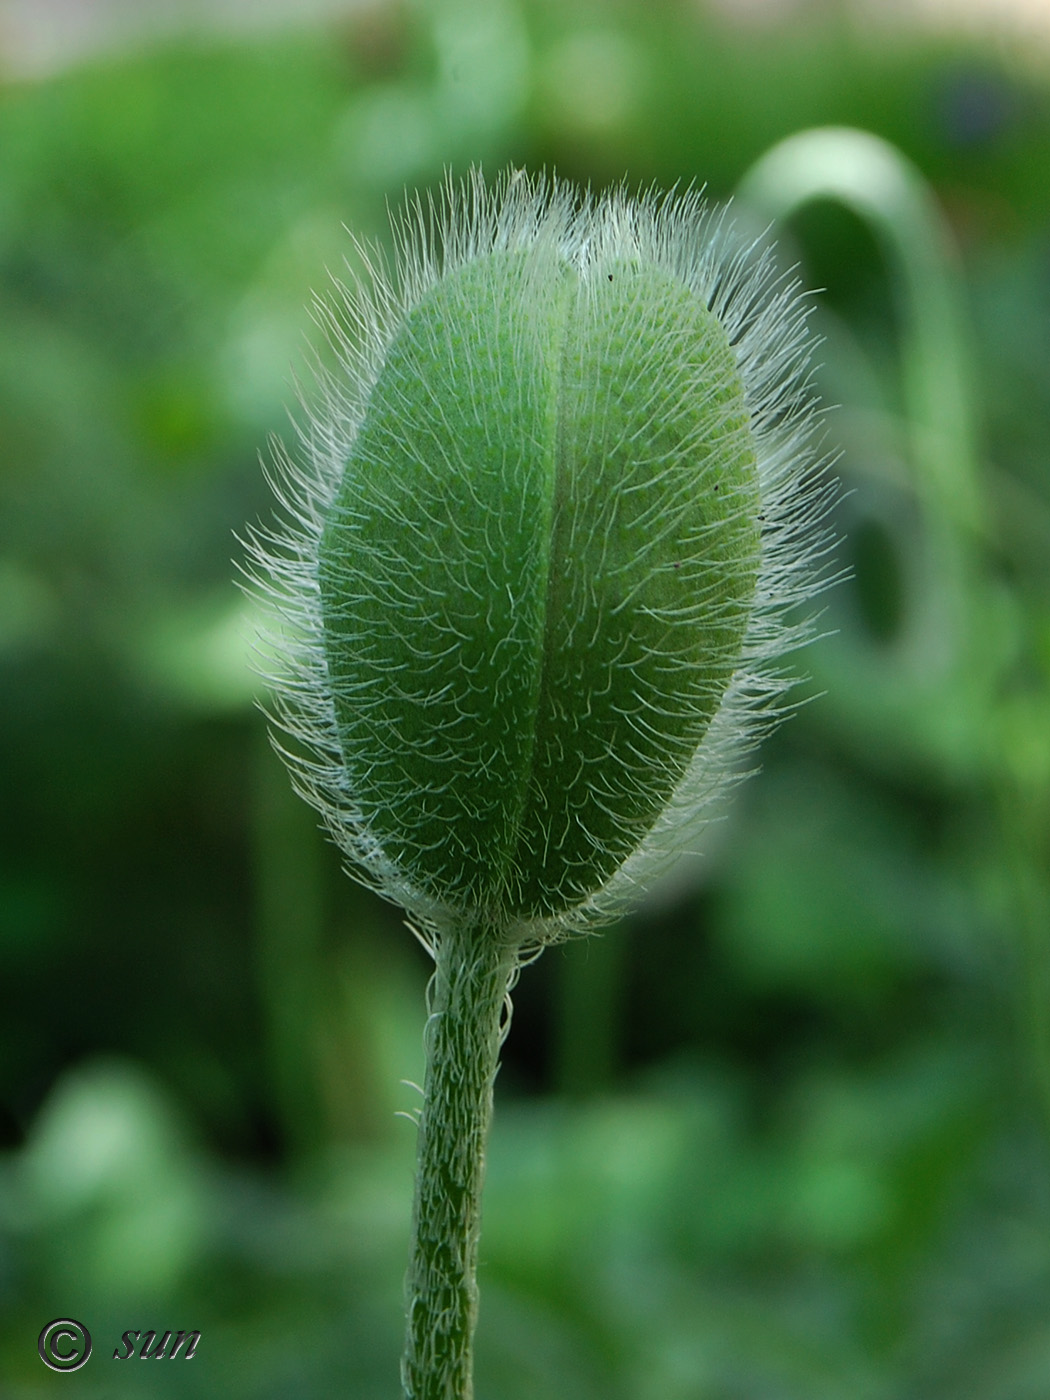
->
(739, 128), (1050, 1142)
(736, 127), (986, 749)
(737, 125), (983, 536)
(402, 926), (518, 1400)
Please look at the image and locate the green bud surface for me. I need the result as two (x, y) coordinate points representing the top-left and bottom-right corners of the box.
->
(252, 170), (830, 944)
(318, 250), (759, 921)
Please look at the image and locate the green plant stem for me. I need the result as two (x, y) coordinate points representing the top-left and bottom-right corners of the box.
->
(737, 125), (982, 538)
(402, 922), (518, 1400)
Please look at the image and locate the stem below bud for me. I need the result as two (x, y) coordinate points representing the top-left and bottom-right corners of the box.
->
(402, 923), (517, 1400)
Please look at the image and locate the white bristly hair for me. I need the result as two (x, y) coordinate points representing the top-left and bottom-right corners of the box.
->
(241, 167), (837, 951)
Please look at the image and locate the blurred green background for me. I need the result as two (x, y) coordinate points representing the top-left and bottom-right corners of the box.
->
(2, 0), (1050, 1395)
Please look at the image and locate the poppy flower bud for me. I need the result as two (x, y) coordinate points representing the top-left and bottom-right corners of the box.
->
(252, 170), (830, 944)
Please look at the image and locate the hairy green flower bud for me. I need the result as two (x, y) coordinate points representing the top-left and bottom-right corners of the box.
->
(251, 170), (830, 944)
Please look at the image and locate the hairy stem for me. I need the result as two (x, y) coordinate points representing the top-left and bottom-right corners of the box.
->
(402, 923), (518, 1400)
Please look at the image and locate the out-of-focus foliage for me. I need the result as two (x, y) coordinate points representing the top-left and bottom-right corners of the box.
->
(2, 1), (1050, 1395)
